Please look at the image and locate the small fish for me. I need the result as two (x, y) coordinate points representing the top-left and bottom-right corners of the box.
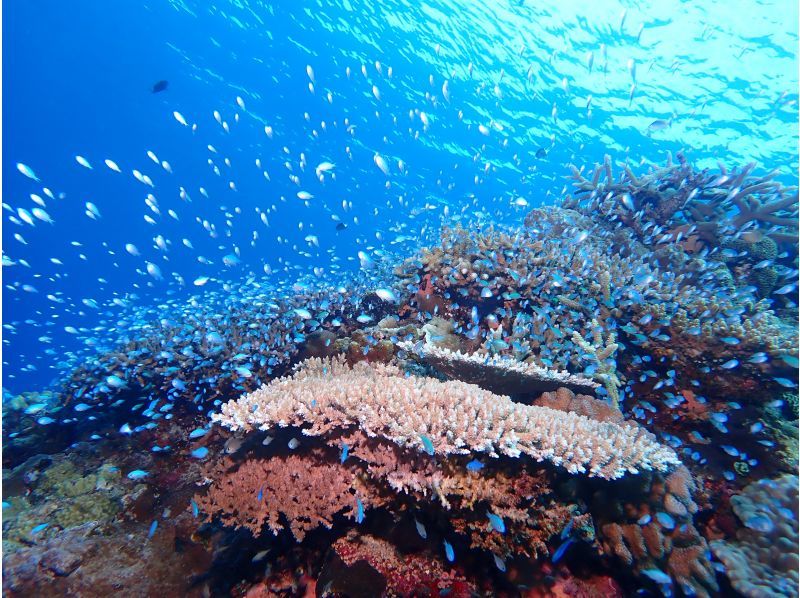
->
(374, 153), (391, 175)
(191, 500), (199, 517)
(721, 359), (739, 369)
(560, 518), (574, 540)
(420, 434), (435, 456)
(493, 554), (506, 572)
(147, 520), (158, 539)
(190, 446), (209, 459)
(466, 459), (484, 472)
(375, 288), (397, 302)
(189, 428), (207, 439)
(620, 193), (635, 211)
(748, 352), (769, 364)
(642, 568), (672, 585)
(16, 162), (40, 182)
(356, 497), (364, 523)
(655, 512), (675, 530)
(224, 436), (244, 454)
(535, 148), (547, 159)
(288, 438), (300, 450)
(774, 377), (797, 388)
(646, 119), (671, 132)
(781, 355), (799, 368)
(252, 550), (270, 563)
(487, 512), (506, 533)
(443, 540), (455, 562)
(552, 538), (573, 563)
(257, 486), (263, 502)
(30, 523), (49, 534)
(340, 443), (349, 464)
(152, 80), (169, 93)
(127, 469), (149, 480)
(415, 518), (427, 539)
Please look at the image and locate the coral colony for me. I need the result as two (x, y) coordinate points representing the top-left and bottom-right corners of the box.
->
(3, 156), (798, 597)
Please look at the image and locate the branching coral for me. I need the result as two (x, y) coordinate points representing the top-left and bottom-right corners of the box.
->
(213, 356), (681, 479)
(196, 452), (369, 541)
(571, 319), (622, 407)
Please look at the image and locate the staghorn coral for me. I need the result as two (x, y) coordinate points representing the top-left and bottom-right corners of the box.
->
(196, 452), (370, 541)
(398, 340), (600, 396)
(213, 356), (681, 480)
(571, 319), (622, 407)
(567, 154), (798, 247)
(711, 474), (799, 597)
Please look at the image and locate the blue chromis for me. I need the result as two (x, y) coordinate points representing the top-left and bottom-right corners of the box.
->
(443, 540), (455, 562)
(466, 459), (484, 471)
(356, 497), (364, 523)
(420, 434), (435, 456)
(487, 512), (505, 533)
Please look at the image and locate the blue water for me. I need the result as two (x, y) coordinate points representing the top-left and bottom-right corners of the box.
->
(3, 3), (799, 596)
(4, 0), (798, 391)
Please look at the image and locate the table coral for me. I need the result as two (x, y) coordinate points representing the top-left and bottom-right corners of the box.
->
(213, 355), (681, 479)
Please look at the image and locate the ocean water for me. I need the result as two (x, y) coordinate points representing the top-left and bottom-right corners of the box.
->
(3, 1), (799, 597)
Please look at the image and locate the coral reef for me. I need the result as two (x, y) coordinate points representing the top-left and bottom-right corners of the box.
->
(711, 474), (799, 597)
(196, 452), (366, 541)
(398, 339), (599, 395)
(3, 456), (124, 550)
(213, 355), (681, 479)
(593, 466), (719, 597)
(319, 532), (476, 597)
(4, 155), (797, 597)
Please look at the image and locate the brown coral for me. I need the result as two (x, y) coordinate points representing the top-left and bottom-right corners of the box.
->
(196, 452), (369, 541)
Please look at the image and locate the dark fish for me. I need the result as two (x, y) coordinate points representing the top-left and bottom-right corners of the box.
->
(152, 80), (169, 93)
(535, 148), (547, 158)
(336, 222), (347, 231)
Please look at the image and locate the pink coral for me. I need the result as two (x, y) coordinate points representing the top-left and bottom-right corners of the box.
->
(213, 356), (681, 480)
(196, 452), (372, 541)
(325, 532), (475, 597)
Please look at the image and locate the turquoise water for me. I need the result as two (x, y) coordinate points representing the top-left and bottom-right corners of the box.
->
(3, 1), (798, 596)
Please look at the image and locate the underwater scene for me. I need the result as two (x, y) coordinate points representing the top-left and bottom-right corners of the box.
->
(3, 0), (799, 596)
